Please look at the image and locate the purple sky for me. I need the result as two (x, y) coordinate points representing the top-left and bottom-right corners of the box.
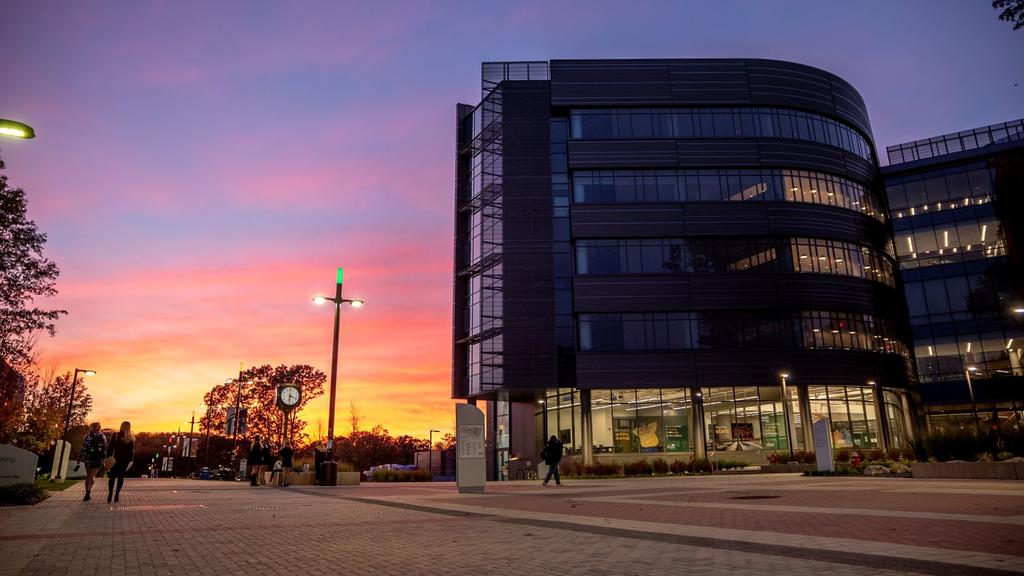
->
(0, 1), (1021, 434)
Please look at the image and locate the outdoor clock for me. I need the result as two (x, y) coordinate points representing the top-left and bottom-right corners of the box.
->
(277, 384), (302, 412)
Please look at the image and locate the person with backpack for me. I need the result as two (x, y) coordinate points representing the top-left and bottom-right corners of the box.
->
(540, 435), (564, 487)
(76, 422), (107, 501)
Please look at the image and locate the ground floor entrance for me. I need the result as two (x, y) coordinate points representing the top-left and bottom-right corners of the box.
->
(486, 384), (918, 478)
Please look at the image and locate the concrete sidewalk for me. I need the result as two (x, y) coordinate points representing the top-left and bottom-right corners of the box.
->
(1, 474), (1022, 575)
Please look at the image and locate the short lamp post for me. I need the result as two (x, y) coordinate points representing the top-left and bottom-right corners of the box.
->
(428, 429), (440, 478)
(965, 366), (981, 434)
(779, 373), (795, 461)
(54, 368), (96, 481)
(313, 267), (364, 486)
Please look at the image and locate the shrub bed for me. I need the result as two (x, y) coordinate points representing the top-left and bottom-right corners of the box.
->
(0, 483), (48, 506)
(371, 469), (432, 482)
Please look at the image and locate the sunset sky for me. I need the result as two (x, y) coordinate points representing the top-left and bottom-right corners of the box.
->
(1, 1), (1021, 438)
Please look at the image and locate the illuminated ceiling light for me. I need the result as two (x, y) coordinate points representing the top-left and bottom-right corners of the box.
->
(928, 345), (934, 356)
(906, 237), (914, 252)
(831, 330), (840, 334)
(968, 366), (978, 372)
(943, 230), (949, 248)
(966, 342), (972, 352)
(1007, 339), (1014, 350)
(981, 224), (988, 242)
(800, 254), (808, 259)
(835, 258), (844, 263)
(812, 328), (821, 333)
(810, 189), (818, 194)
(818, 256), (826, 260)
(1014, 308), (1024, 314)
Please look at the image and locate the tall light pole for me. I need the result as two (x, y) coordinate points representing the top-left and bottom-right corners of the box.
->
(53, 368), (96, 481)
(0, 119), (36, 139)
(313, 267), (364, 486)
(428, 429), (440, 478)
(228, 365), (247, 457)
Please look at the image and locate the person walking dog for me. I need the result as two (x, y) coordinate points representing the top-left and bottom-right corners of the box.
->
(541, 435), (563, 487)
(106, 421), (135, 503)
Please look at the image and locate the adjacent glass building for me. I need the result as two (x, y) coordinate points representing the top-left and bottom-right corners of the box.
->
(453, 60), (918, 479)
(883, 119), (1024, 433)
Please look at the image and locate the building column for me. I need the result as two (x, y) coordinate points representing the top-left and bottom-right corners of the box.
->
(872, 385), (890, 453)
(780, 376), (796, 461)
(798, 384), (814, 454)
(690, 388), (706, 460)
(902, 392), (918, 441)
(580, 389), (593, 467)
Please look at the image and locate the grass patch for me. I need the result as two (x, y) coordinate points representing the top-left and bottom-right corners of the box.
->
(36, 479), (79, 491)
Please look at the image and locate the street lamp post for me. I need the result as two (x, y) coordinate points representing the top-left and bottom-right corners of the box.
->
(202, 403), (213, 471)
(313, 267), (364, 486)
(53, 368), (96, 481)
(229, 365), (246, 457)
(428, 429), (440, 478)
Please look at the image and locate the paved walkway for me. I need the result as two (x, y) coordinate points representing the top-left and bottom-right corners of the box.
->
(1, 474), (1022, 575)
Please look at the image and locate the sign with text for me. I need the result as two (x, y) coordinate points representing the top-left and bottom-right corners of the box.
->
(0, 444), (38, 486)
(456, 403), (485, 494)
(813, 418), (834, 471)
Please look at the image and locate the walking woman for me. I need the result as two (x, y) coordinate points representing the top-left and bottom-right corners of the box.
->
(279, 440), (294, 486)
(249, 436), (264, 486)
(106, 421), (135, 503)
(77, 422), (107, 501)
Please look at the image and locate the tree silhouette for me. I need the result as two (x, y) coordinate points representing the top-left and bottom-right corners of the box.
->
(201, 364), (325, 447)
(0, 157), (66, 369)
(993, 0), (1024, 30)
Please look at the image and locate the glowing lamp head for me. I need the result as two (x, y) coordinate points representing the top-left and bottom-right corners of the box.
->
(0, 119), (35, 139)
(348, 299), (364, 308)
(967, 366), (978, 372)
(313, 296), (328, 305)
(780, 373), (790, 379)
(1014, 308), (1024, 314)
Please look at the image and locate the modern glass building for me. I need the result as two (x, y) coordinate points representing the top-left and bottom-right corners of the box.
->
(453, 60), (918, 479)
(882, 119), (1024, 433)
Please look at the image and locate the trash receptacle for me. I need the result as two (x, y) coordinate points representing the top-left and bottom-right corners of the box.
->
(200, 467), (210, 480)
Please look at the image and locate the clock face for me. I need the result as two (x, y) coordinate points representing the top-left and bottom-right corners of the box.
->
(280, 386), (301, 407)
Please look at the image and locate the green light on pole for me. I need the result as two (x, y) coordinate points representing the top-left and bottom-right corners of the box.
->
(0, 119), (36, 139)
(336, 267), (344, 284)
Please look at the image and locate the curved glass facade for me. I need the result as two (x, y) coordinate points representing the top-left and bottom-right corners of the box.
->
(578, 311), (908, 356)
(570, 107), (874, 161)
(576, 237), (896, 286)
(573, 168), (885, 222)
(538, 384), (909, 457)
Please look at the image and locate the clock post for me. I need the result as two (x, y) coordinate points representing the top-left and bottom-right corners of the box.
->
(276, 384), (302, 446)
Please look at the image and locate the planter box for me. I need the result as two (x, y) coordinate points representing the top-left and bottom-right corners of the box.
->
(911, 461), (1024, 480)
(760, 463), (814, 474)
(339, 471), (361, 486)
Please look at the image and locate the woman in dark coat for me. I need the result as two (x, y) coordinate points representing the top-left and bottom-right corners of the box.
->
(260, 442), (273, 485)
(279, 440), (294, 486)
(541, 435), (563, 487)
(249, 436), (264, 486)
(106, 421), (135, 503)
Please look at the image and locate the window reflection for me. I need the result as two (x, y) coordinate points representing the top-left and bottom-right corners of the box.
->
(570, 108), (874, 161)
(578, 311), (908, 356)
(573, 168), (884, 222)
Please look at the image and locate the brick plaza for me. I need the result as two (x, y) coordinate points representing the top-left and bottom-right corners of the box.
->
(1, 474), (1022, 575)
